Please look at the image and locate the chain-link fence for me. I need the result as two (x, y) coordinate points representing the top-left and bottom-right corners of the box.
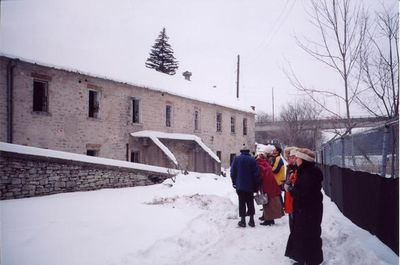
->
(317, 120), (399, 178)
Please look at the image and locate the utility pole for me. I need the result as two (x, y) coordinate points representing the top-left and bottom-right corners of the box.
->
(272, 87), (275, 122)
(236, 55), (240, 99)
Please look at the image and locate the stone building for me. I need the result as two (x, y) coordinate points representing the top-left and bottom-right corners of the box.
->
(0, 55), (255, 173)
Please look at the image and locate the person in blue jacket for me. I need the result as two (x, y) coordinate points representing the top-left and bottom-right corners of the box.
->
(230, 144), (260, 227)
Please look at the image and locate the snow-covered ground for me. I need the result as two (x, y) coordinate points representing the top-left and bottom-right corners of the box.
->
(0, 172), (398, 265)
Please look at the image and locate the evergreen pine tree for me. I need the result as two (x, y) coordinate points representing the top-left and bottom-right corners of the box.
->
(145, 28), (179, 75)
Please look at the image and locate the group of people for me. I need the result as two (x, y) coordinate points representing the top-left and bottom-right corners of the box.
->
(230, 143), (323, 265)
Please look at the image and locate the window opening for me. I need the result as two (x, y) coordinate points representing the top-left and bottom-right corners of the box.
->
(132, 98), (140, 123)
(230, 153), (236, 166)
(87, 150), (98, 156)
(243, 118), (248, 136)
(216, 112), (222, 132)
(130, 151), (140, 163)
(88, 90), (99, 118)
(231, 117), (236, 133)
(216, 151), (222, 161)
(166, 105), (172, 127)
(194, 110), (199, 131)
(33, 80), (48, 112)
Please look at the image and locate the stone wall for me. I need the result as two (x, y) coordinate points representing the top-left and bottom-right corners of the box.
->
(0, 60), (7, 142)
(0, 151), (172, 200)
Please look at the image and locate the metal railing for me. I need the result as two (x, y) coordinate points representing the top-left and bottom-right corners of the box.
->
(318, 120), (399, 178)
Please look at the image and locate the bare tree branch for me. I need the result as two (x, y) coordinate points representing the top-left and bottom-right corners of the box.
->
(283, 64), (342, 119)
(279, 99), (322, 148)
(285, 0), (368, 135)
(358, 5), (399, 119)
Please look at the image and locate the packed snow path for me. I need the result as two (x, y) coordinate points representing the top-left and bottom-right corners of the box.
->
(1, 173), (397, 265)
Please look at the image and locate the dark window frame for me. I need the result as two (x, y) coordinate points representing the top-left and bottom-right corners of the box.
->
(216, 112), (222, 132)
(33, 79), (48, 112)
(132, 98), (140, 123)
(194, 110), (199, 131)
(230, 153), (236, 166)
(243, 118), (248, 136)
(230, 116), (236, 134)
(86, 149), (98, 156)
(166, 105), (172, 127)
(88, 90), (100, 118)
(130, 151), (140, 163)
(216, 151), (222, 161)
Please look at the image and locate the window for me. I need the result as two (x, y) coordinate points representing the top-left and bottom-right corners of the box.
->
(130, 151), (140, 163)
(231, 116), (236, 134)
(230, 153), (237, 166)
(132, 98), (140, 123)
(194, 110), (199, 131)
(88, 90), (99, 118)
(166, 105), (172, 127)
(243, 118), (248, 136)
(86, 150), (98, 156)
(33, 80), (48, 112)
(216, 112), (222, 132)
(216, 151), (222, 161)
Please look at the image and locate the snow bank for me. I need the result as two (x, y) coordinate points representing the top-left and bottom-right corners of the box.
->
(0, 172), (397, 265)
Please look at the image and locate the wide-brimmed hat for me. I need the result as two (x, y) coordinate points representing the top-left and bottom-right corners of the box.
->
(292, 148), (315, 162)
(284, 146), (298, 158)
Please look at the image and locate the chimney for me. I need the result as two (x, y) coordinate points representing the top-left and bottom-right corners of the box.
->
(182, 71), (192, 81)
(251, 106), (255, 111)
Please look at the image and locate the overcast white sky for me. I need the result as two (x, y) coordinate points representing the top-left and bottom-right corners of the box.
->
(0, 0), (395, 117)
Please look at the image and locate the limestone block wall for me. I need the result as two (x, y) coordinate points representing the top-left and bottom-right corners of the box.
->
(0, 56), (255, 169)
(0, 60), (8, 142)
(0, 151), (172, 200)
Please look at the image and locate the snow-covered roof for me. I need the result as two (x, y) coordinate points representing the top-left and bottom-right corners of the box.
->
(1, 53), (255, 114)
(0, 142), (179, 175)
(130, 130), (221, 163)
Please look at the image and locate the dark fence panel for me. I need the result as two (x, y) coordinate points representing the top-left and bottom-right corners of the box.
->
(330, 166), (344, 212)
(321, 165), (331, 197)
(319, 164), (399, 255)
(377, 177), (399, 255)
(341, 168), (380, 234)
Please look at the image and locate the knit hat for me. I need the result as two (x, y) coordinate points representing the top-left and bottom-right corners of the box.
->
(265, 144), (275, 154)
(240, 143), (250, 151)
(292, 148), (315, 162)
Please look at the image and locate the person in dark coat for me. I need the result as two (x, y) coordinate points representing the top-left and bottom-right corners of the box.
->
(284, 148), (323, 265)
(230, 144), (260, 228)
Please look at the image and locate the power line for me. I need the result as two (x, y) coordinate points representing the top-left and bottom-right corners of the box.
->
(245, 0), (296, 60)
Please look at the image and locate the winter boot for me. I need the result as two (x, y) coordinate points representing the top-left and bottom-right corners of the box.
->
(238, 217), (246, 227)
(248, 215), (255, 227)
(260, 220), (274, 226)
(259, 215), (264, 221)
